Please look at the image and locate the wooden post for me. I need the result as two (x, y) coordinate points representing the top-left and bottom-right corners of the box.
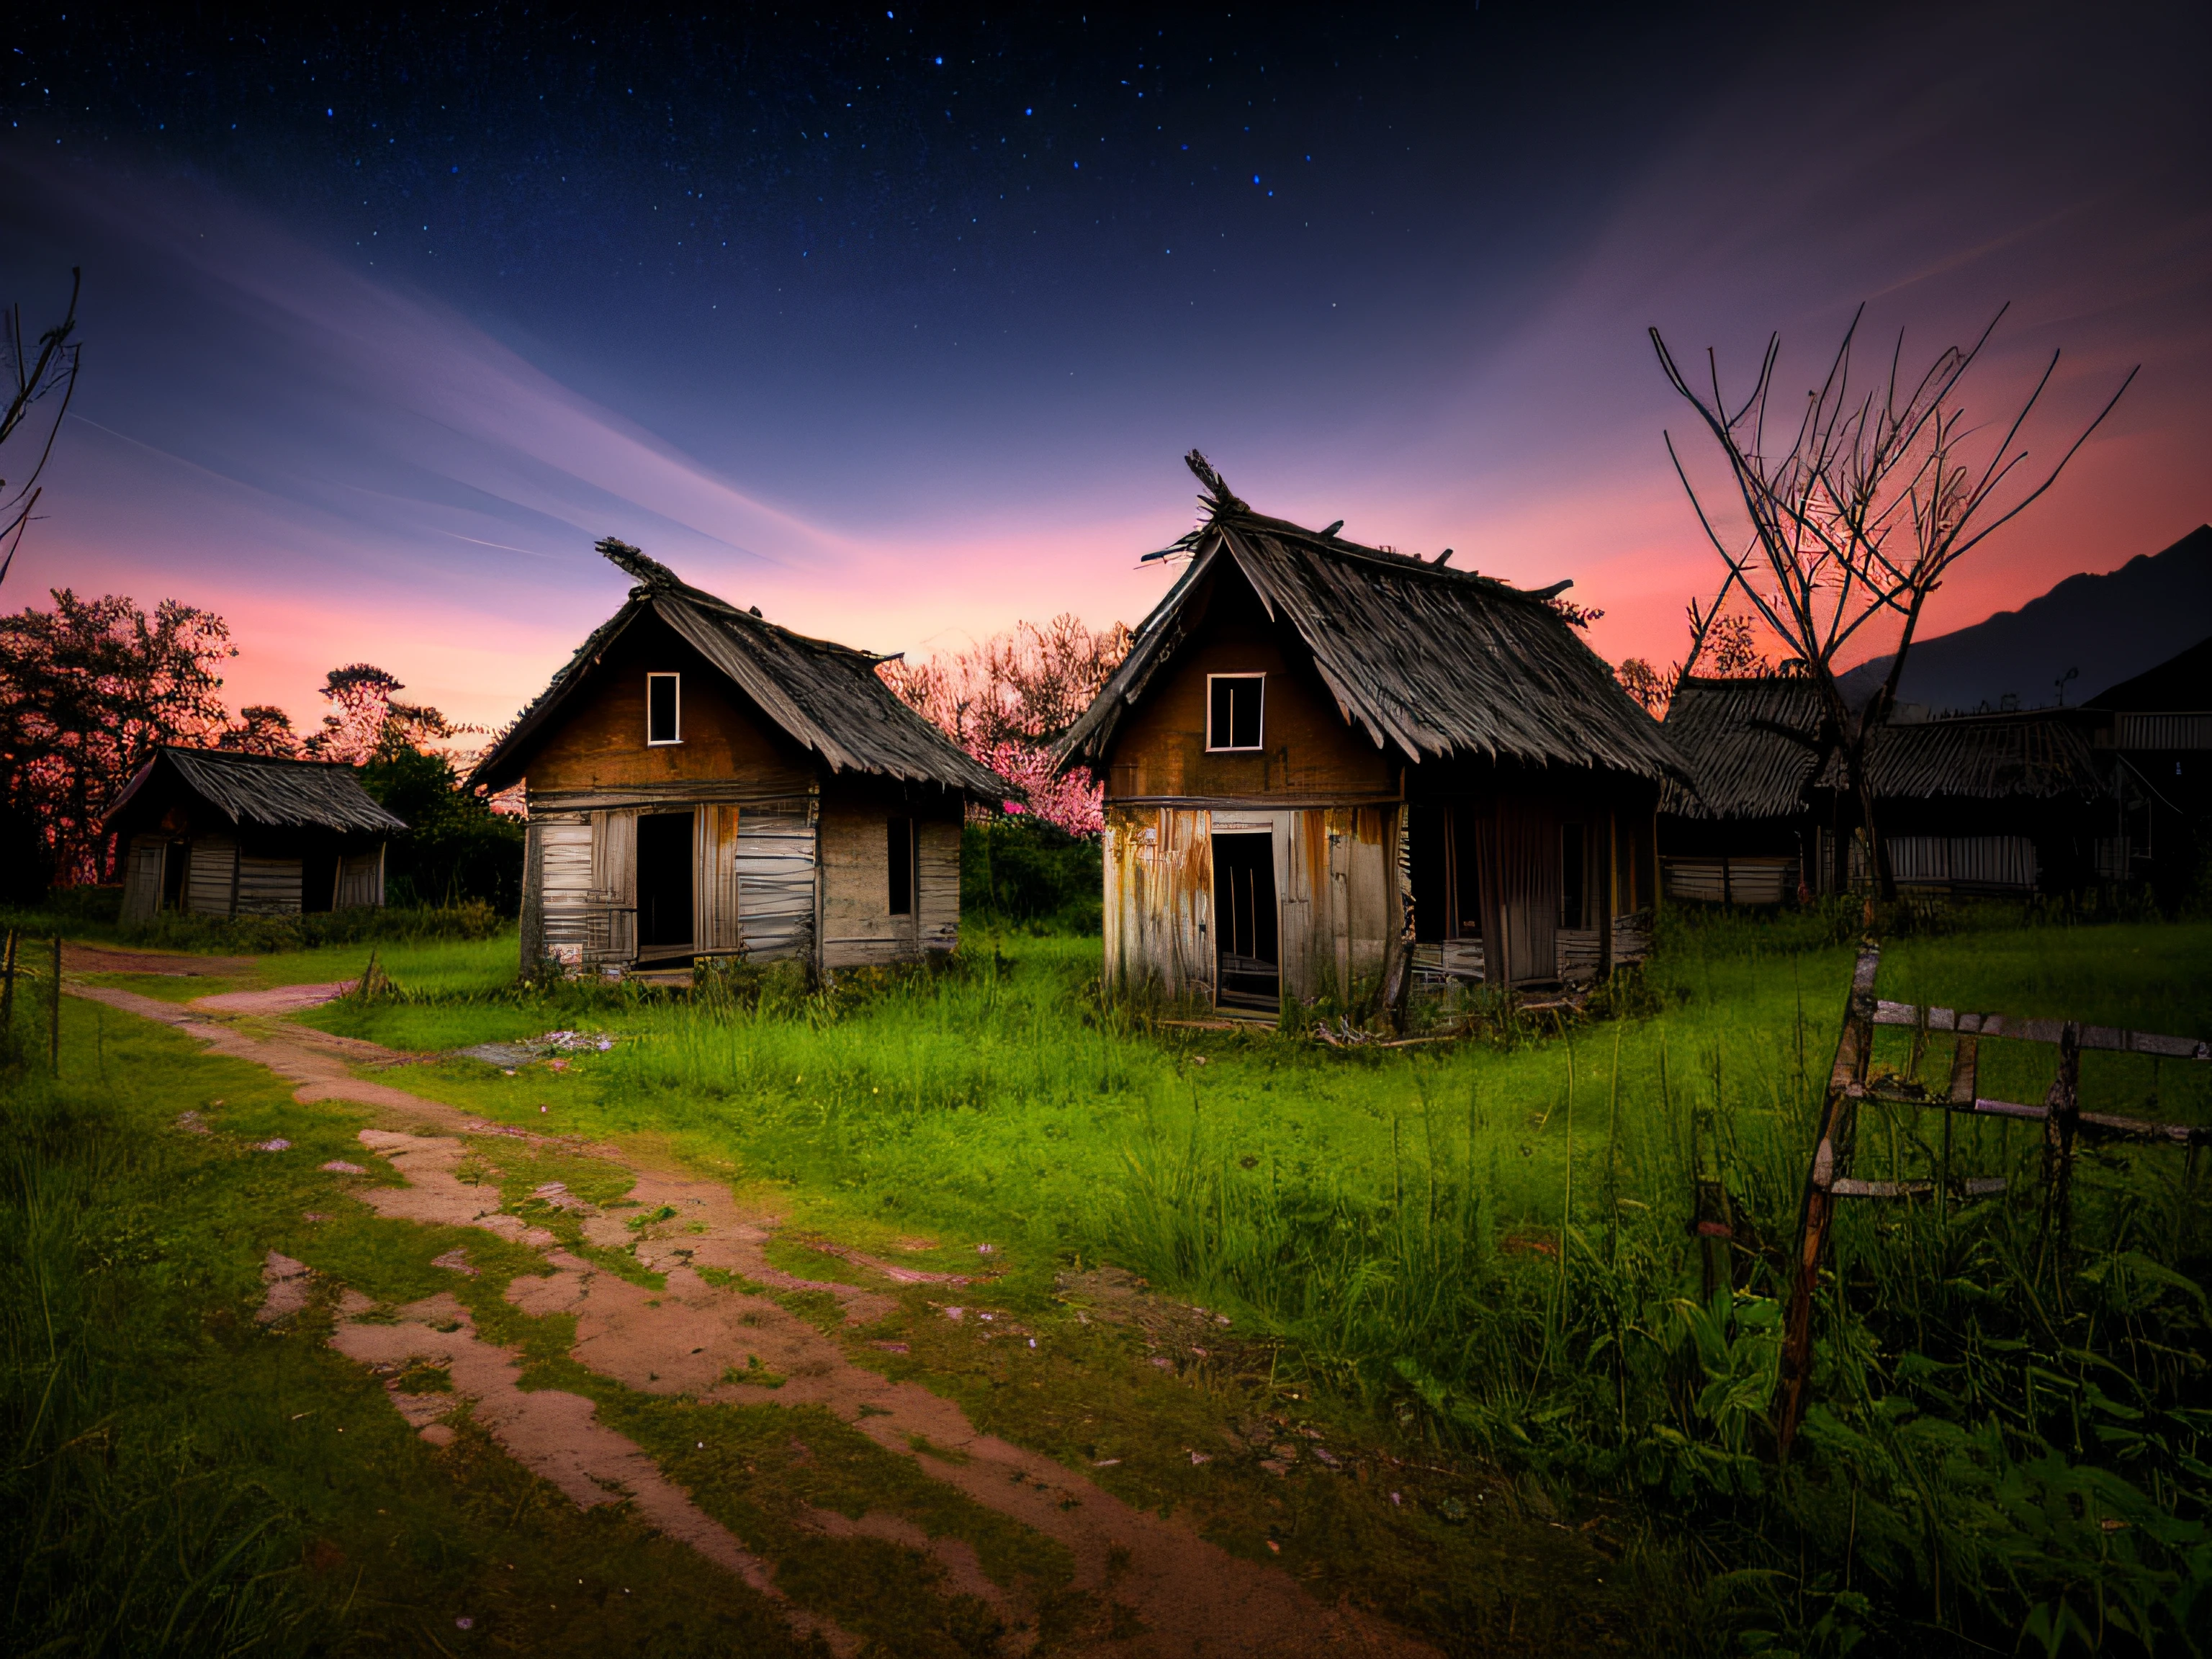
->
(0, 927), (17, 1053)
(1942, 1032), (1979, 1213)
(1596, 810), (1617, 982)
(49, 932), (63, 1071)
(2041, 1022), (2082, 1251)
(1777, 941), (1881, 1461)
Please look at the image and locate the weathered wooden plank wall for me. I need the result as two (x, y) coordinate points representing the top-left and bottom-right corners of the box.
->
(917, 819), (960, 954)
(336, 848), (385, 909)
(820, 797), (907, 968)
(186, 835), (238, 917)
(735, 801), (817, 962)
(121, 836), (165, 922)
(698, 803), (744, 953)
(235, 856), (303, 915)
(536, 814), (594, 968)
(588, 807), (639, 963)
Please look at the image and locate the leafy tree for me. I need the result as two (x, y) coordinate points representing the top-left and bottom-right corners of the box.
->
(0, 589), (233, 894)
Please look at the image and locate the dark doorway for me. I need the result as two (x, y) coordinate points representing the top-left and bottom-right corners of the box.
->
(161, 842), (189, 911)
(302, 846), (337, 913)
(1212, 832), (1280, 1010)
(637, 811), (695, 953)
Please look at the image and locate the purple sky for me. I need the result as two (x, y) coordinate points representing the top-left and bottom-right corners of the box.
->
(2, 3), (2205, 733)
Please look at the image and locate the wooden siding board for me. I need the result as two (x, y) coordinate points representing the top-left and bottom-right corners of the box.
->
(917, 819), (960, 953)
(186, 835), (237, 917)
(538, 815), (595, 968)
(589, 808), (639, 963)
(737, 804), (817, 962)
(122, 836), (164, 922)
(336, 849), (385, 909)
(698, 802), (744, 953)
(235, 856), (303, 915)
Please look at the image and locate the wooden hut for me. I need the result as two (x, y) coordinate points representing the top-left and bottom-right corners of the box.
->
(1053, 454), (1678, 1012)
(467, 540), (1006, 978)
(1658, 677), (2110, 899)
(2084, 634), (2212, 899)
(1659, 675), (1827, 903)
(104, 747), (405, 919)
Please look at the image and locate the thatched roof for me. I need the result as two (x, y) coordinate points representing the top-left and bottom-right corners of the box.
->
(469, 541), (1006, 799)
(1661, 675), (1829, 819)
(102, 747), (408, 834)
(1056, 452), (1680, 780)
(1832, 713), (2107, 802)
(1661, 675), (2106, 819)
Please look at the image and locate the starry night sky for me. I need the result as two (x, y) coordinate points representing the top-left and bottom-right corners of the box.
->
(3, 4), (2207, 727)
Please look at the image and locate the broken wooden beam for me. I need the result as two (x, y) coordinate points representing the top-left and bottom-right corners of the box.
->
(1845, 1084), (2211, 1145)
(1869, 1000), (2208, 1061)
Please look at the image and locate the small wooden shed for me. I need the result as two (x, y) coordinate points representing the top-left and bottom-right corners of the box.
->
(104, 746), (405, 919)
(467, 540), (1006, 978)
(1659, 677), (2110, 899)
(1054, 454), (1679, 1012)
(1658, 675), (1828, 903)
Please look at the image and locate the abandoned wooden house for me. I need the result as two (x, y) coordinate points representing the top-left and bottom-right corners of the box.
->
(2083, 634), (2212, 899)
(467, 539), (1006, 978)
(104, 746), (405, 919)
(1658, 675), (1827, 903)
(1659, 675), (2111, 899)
(1053, 453), (1680, 1012)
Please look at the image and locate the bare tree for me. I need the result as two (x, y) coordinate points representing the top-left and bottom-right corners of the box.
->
(0, 270), (83, 592)
(1651, 304), (2134, 901)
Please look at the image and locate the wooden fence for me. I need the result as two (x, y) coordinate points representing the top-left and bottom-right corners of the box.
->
(1775, 940), (2211, 1459)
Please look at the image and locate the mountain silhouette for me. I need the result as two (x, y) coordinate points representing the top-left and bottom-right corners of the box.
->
(1836, 526), (2212, 714)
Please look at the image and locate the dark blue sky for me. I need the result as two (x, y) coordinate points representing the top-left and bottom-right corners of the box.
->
(4, 3), (2205, 727)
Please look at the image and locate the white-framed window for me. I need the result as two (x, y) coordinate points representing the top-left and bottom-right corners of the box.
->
(1206, 673), (1265, 752)
(647, 673), (682, 745)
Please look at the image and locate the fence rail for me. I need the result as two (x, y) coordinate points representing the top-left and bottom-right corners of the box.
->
(1776, 942), (2210, 1458)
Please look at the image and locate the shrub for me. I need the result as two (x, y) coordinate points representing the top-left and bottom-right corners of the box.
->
(961, 817), (1101, 932)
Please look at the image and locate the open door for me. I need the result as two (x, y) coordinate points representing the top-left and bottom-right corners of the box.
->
(636, 810), (696, 961)
(1212, 831), (1280, 1011)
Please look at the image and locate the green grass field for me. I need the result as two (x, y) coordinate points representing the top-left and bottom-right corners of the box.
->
(12, 909), (2211, 1654)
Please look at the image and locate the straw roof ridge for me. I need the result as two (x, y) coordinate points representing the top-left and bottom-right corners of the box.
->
(102, 746), (408, 834)
(1830, 711), (2107, 802)
(1059, 458), (1681, 781)
(469, 541), (1007, 799)
(1660, 675), (1830, 819)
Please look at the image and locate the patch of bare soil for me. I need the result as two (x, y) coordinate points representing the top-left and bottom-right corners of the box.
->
(62, 942), (256, 977)
(325, 1291), (853, 1654)
(77, 982), (1436, 1656)
(192, 981), (358, 1015)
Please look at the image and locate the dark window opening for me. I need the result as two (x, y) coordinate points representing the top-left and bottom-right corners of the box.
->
(161, 842), (189, 911)
(647, 673), (681, 744)
(1207, 675), (1264, 750)
(1560, 822), (1586, 929)
(637, 811), (694, 950)
(888, 817), (914, 917)
(1212, 832), (1280, 1009)
(1451, 811), (1486, 938)
(1409, 806), (1449, 944)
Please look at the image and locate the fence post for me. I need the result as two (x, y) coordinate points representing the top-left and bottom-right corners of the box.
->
(0, 927), (16, 1040)
(1778, 941), (1881, 1462)
(2041, 1022), (2082, 1255)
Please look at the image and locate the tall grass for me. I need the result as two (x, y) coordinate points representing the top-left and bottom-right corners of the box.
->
(498, 917), (2212, 1653)
(1, 1060), (318, 1655)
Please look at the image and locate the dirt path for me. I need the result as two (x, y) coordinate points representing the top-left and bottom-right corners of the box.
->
(61, 941), (256, 977)
(71, 984), (1434, 1658)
